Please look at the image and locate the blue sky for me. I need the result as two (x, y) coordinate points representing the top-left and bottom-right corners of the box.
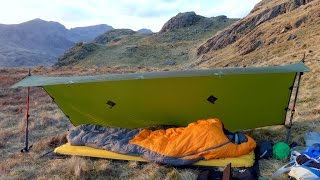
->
(0, 0), (260, 32)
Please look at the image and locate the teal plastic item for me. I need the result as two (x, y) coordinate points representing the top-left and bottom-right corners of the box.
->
(258, 176), (268, 180)
(273, 142), (291, 160)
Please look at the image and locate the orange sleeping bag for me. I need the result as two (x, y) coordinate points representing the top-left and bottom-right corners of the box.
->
(130, 119), (256, 160)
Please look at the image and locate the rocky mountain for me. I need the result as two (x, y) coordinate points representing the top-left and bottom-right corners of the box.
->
(137, 28), (153, 34)
(56, 12), (238, 67)
(93, 29), (137, 44)
(69, 24), (113, 42)
(194, 0), (319, 68)
(160, 12), (205, 33)
(0, 19), (113, 67)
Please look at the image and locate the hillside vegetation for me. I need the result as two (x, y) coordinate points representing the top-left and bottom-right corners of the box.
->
(196, 0), (319, 68)
(56, 12), (238, 67)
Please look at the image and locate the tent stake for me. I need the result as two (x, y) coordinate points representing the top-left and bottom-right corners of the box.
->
(285, 55), (305, 143)
(21, 69), (31, 153)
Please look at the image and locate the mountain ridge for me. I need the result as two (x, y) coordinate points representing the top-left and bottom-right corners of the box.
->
(56, 12), (238, 67)
(0, 18), (113, 67)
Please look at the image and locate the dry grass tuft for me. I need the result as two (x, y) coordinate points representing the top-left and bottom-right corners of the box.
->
(176, 169), (198, 180)
(259, 159), (289, 180)
(66, 156), (92, 179)
(32, 133), (67, 152)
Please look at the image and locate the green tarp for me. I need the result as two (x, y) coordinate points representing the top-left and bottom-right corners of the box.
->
(12, 63), (309, 130)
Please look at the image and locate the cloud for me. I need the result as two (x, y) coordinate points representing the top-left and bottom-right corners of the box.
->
(0, 0), (261, 32)
(200, 0), (261, 18)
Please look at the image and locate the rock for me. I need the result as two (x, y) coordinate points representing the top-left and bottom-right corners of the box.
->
(287, 34), (297, 41)
(137, 28), (153, 34)
(240, 40), (263, 55)
(75, 42), (84, 47)
(160, 12), (204, 33)
(94, 29), (136, 44)
(56, 43), (99, 66)
(290, 0), (303, 10)
(216, 15), (228, 22)
(126, 46), (138, 53)
(280, 24), (292, 33)
(162, 59), (177, 66)
(188, 58), (210, 68)
(251, 0), (273, 13)
(289, 0), (314, 11)
(267, 37), (277, 45)
(294, 16), (308, 28)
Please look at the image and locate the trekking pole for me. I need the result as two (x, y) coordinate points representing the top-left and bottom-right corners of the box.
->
(21, 69), (31, 153)
(285, 54), (305, 143)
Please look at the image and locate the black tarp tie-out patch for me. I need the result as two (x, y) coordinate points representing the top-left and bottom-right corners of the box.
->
(106, 100), (116, 109)
(207, 95), (218, 104)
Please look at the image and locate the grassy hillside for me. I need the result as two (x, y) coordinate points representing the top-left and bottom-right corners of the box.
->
(196, 0), (320, 68)
(56, 12), (238, 67)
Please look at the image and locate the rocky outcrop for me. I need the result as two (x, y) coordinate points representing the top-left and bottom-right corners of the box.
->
(137, 28), (153, 34)
(287, 34), (298, 41)
(240, 40), (263, 55)
(94, 29), (136, 44)
(197, 0), (314, 55)
(267, 37), (277, 45)
(290, 0), (314, 10)
(251, 0), (273, 13)
(160, 12), (204, 33)
(55, 42), (99, 66)
(294, 16), (308, 28)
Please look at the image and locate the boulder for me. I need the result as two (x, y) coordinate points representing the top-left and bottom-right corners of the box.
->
(160, 12), (204, 33)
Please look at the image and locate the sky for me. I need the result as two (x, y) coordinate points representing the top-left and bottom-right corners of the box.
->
(0, 0), (261, 32)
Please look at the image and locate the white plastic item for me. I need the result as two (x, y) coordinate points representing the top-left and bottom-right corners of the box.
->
(288, 166), (320, 180)
(304, 132), (320, 146)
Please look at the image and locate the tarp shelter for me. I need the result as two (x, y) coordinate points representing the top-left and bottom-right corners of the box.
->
(13, 62), (309, 163)
(12, 62), (309, 131)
